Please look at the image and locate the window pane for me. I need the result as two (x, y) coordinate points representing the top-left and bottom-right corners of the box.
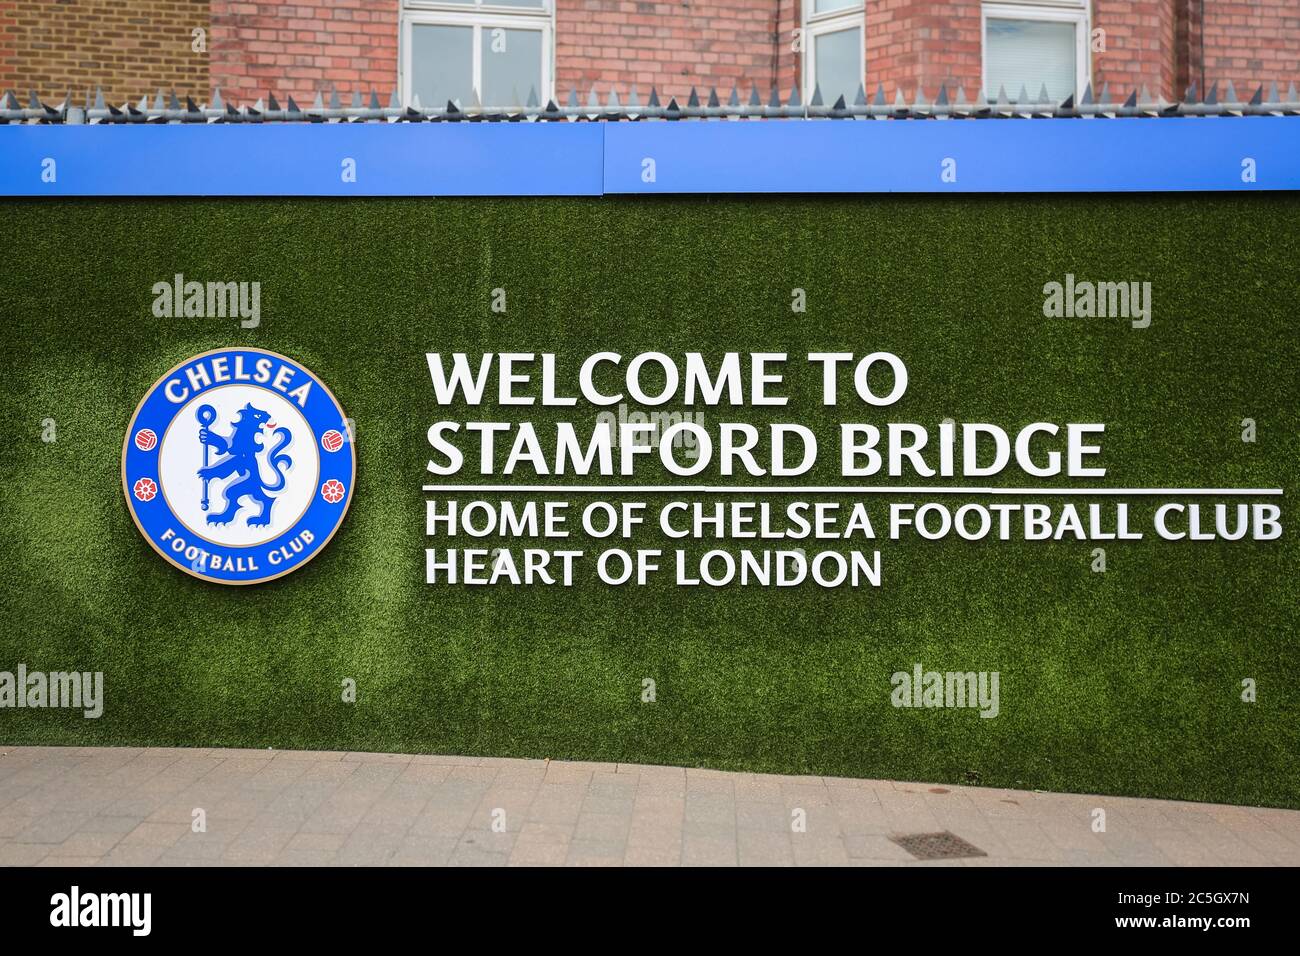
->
(410, 24), (473, 107)
(490, 0), (548, 7)
(480, 27), (543, 107)
(813, 27), (861, 104)
(813, 0), (858, 13)
(985, 18), (1077, 102)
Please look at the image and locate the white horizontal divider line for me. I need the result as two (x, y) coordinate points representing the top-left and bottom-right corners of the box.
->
(420, 485), (1283, 496)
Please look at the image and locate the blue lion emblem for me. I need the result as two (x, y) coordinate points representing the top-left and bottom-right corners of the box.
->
(197, 403), (294, 527)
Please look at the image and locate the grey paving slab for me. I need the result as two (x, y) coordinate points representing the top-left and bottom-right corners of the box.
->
(2, 745), (1298, 867)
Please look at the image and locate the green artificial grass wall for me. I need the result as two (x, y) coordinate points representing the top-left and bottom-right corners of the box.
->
(1, 195), (1296, 809)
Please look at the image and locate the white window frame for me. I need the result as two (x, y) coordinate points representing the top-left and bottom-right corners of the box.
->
(981, 1), (1091, 102)
(802, 1), (865, 103)
(399, 1), (554, 108)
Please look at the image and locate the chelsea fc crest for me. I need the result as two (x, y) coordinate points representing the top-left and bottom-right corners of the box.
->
(122, 348), (355, 585)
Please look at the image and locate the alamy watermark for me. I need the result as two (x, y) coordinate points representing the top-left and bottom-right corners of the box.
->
(50, 886), (150, 936)
(594, 402), (702, 460)
(0, 665), (103, 718)
(152, 273), (260, 329)
(1043, 273), (1151, 329)
(891, 664), (999, 718)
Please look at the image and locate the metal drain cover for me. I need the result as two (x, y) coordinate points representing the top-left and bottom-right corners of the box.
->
(890, 831), (987, 860)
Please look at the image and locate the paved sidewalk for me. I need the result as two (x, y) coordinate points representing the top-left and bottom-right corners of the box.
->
(1, 745), (1297, 866)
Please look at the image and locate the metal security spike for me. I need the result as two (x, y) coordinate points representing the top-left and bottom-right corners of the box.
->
(446, 99), (461, 115)
(350, 90), (362, 109)
(312, 90), (324, 111)
(1035, 83), (1049, 105)
(587, 86), (599, 109)
(94, 86), (106, 110)
(110, 75), (1300, 121)
(648, 87), (660, 108)
(686, 87), (699, 108)
(543, 99), (559, 115)
(566, 88), (578, 108)
(665, 96), (680, 114)
(1015, 84), (1029, 105)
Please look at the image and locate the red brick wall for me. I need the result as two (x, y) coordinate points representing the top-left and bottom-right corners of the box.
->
(866, 0), (981, 101)
(554, 0), (795, 103)
(1093, 0), (1177, 101)
(1200, 0), (1300, 97)
(777, 0), (799, 98)
(6, 0), (1300, 108)
(0, 0), (208, 104)
(210, 0), (397, 104)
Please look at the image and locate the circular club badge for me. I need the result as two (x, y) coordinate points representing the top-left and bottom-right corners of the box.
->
(122, 348), (355, 585)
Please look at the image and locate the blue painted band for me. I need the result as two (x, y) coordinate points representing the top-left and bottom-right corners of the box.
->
(2, 116), (1296, 196)
(602, 117), (1300, 193)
